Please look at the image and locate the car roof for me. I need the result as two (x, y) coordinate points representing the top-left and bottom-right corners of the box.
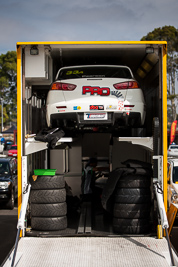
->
(59, 64), (131, 69)
(0, 157), (13, 162)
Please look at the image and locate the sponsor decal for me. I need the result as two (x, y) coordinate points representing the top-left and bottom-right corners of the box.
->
(84, 113), (108, 120)
(118, 101), (124, 111)
(73, 106), (81, 110)
(111, 91), (123, 99)
(83, 86), (110, 96)
(90, 105), (104, 110)
(106, 105), (117, 110)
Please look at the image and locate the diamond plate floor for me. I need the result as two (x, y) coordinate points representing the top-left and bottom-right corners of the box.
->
(4, 236), (173, 267)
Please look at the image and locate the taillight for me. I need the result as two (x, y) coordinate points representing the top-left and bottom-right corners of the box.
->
(51, 82), (76, 91)
(113, 81), (139, 90)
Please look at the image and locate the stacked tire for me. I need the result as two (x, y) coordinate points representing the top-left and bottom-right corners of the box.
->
(30, 175), (67, 231)
(113, 173), (151, 234)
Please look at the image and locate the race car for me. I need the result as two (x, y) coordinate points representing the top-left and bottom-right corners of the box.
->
(46, 65), (146, 131)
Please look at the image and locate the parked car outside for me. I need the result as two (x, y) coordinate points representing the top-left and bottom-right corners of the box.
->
(0, 157), (17, 209)
(168, 144), (178, 157)
(8, 145), (17, 158)
(167, 158), (178, 209)
(5, 139), (14, 150)
(46, 65), (146, 131)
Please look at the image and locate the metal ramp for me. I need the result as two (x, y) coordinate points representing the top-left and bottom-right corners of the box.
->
(3, 236), (178, 267)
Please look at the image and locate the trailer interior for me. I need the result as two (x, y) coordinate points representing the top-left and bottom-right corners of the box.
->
(17, 42), (167, 238)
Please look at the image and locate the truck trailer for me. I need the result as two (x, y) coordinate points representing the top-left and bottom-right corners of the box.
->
(3, 41), (178, 266)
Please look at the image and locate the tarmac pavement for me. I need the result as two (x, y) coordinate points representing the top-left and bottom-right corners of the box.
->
(0, 203), (18, 266)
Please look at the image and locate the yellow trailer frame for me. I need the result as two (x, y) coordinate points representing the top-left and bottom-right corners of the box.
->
(16, 41), (168, 234)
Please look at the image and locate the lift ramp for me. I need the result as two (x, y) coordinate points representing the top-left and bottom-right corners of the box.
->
(3, 236), (178, 267)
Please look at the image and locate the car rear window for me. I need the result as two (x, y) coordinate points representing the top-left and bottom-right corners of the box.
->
(0, 162), (10, 175)
(57, 66), (133, 80)
(170, 146), (178, 149)
(11, 145), (17, 150)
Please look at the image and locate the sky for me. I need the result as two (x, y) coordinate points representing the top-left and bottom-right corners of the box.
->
(0, 0), (178, 54)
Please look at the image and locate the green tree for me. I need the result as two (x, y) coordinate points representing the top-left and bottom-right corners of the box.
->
(0, 51), (17, 128)
(141, 26), (178, 122)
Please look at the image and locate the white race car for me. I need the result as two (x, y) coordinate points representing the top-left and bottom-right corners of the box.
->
(46, 65), (146, 131)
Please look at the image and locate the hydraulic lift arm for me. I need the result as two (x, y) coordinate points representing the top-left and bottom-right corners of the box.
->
(154, 179), (175, 266)
(11, 183), (31, 267)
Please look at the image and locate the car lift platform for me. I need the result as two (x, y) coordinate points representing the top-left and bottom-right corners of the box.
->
(3, 236), (178, 267)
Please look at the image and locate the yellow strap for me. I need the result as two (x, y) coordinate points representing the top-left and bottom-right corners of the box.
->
(157, 225), (163, 239)
(167, 203), (178, 235)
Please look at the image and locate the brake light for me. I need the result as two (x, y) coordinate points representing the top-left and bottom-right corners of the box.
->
(113, 81), (139, 90)
(51, 82), (76, 91)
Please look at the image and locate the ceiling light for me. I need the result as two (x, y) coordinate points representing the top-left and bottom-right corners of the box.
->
(30, 46), (39, 55)
(146, 47), (154, 54)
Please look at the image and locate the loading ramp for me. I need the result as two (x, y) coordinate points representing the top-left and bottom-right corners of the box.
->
(3, 236), (177, 267)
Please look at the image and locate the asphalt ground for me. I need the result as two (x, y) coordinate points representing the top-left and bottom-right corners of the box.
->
(0, 203), (18, 266)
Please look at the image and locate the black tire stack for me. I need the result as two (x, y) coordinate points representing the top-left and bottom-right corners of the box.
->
(30, 175), (67, 231)
(113, 174), (151, 234)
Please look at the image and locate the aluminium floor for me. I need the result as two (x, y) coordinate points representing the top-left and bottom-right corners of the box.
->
(3, 236), (176, 267)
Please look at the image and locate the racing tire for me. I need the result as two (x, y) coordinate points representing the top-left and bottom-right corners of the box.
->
(113, 203), (150, 219)
(117, 175), (151, 188)
(114, 188), (151, 204)
(30, 189), (66, 204)
(30, 175), (65, 190)
(113, 218), (150, 234)
(31, 216), (67, 231)
(6, 189), (15, 210)
(31, 202), (67, 217)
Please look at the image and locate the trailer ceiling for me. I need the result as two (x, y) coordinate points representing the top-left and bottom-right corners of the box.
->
(22, 42), (163, 99)
(49, 43), (160, 75)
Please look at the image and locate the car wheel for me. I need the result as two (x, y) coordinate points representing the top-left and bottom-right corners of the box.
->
(31, 216), (67, 231)
(31, 202), (67, 217)
(30, 175), (65, 190)
(6, 189), (15, 210)
(30, 189), (66, 204)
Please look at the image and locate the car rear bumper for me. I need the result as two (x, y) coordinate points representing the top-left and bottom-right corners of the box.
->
(50, 111), (142, 128)
(168, 152), (178, 157)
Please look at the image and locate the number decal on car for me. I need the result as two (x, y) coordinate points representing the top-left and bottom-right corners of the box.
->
(66, 70), (84, 75)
